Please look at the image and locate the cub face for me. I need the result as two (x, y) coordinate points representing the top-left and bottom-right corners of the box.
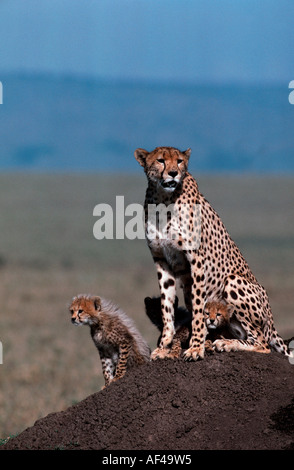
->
(204, 300), (234, 330)
(69, 295), (101, 326)
(134, 146), (191, 192)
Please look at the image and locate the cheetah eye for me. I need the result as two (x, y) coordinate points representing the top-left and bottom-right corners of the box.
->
(157, 159), (164, 164)
(70, 309), (74, 315)
(216, 312), (222, 317)
(78, 309), (83, 314)
(177, 159), (183, 164)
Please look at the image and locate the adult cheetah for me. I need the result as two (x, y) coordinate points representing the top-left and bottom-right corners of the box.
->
(134, 146), (288, 360)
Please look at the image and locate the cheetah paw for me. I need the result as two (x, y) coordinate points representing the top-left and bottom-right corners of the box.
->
(150, 347), (171, 360)
(166, 348), (182, 359)
(213, 339), (235, 352)
(205, 339), (215, 354)
(183, 346), (205, 361)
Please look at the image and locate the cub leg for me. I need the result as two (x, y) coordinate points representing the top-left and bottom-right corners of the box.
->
(113, 340), (132, 382)
(166, 326), (190, 359)
(99, 353), (116, 389)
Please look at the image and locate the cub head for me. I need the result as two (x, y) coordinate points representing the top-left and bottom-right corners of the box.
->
(134, 146), (191, 192)
(204, 300), (234, 330)
(69, 295), (101, 326)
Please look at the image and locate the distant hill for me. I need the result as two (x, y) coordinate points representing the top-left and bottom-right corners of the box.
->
(0, 74), (293, 172)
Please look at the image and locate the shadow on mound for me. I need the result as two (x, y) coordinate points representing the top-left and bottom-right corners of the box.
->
(2, 352), (294, 450)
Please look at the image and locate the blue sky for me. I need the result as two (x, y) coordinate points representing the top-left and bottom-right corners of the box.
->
(0, 0), (293, 83)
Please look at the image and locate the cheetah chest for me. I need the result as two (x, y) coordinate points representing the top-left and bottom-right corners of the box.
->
(91, 328), (119, 356)
(146, 219), (190, 275)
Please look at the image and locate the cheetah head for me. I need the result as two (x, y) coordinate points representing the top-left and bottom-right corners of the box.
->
(134, 146), (191, 192)
(204, 300), (234, 330)
(69, 295), (101, 326)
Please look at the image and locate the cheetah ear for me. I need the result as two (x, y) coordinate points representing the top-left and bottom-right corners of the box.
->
(134, 148), (149, 167)
(183, 148), (191, 160)
(93, 296), (101, 311)
(227, 304), (235, 317)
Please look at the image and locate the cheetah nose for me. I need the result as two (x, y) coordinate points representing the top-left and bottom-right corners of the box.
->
(168, 170), (178, 178)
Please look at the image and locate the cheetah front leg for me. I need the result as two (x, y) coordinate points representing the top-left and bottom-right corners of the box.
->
(113, 340), (132, 382)
(99, 353), (116, 389)
(183, 254), (207, 361)
(151, 261), (176, 360)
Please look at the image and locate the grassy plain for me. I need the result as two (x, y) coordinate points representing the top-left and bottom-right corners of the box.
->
(0, 172), (294, 439)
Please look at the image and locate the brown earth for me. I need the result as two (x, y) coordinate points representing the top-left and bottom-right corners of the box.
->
(2, 351), (294, 451)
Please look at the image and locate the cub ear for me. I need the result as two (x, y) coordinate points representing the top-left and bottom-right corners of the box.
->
(144, 296), (152, 306)
(93, 296), (101, 311)
(227, 304), (235, 317)
(134, 148), (149, 167)
(183, 148), (191, 160)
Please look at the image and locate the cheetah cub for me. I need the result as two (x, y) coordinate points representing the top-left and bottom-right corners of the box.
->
(204, 299), (246, 337)
(144, 296), (245, 356)
(69, 295), (150, 388)
(204, 299), (252, 353)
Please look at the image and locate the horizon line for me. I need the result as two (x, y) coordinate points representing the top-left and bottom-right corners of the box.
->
(0, 70), (290, 89)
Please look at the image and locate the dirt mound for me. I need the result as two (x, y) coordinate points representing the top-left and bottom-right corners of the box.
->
(2, 352), (294, 450)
